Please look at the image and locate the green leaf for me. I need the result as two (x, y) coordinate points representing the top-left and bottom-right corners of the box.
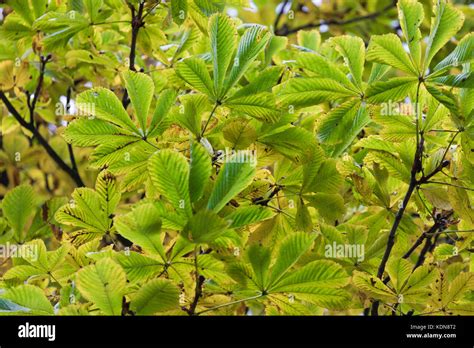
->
(176, 57), (214, 96)
(424, 0), (464, 69)
(148, 149), (192, 217)
(445, 272), (474, 305)
(226, 206), (274, 229)
(225, 25), (271, 94)
(130, 279), (179, 315)
(207, 158), (256, 213)
(63, 118), (135, 147)
(182, 209), (229, 243)
(115, 252), (164, 283)
(353, 271), (397, 302)
(122, 71), (154, 133)
(114, 204), (165, 260)
(367, 34), (417, 75)
(171, 0), (188, 25)
(95, 171), (121, 219)
(268, 232), (314, 287)
(398, 0), (424, 70)
(270, 260), (350, 292)
(387, 258), (412, 293)
(247, 244), (271, 290)
(76, 88), (138, 134)
(2, 185), (39, 242)
(148, 89), (177, 137)
(1, 284), (54, 315)
(277, 77), (358, 108)
(225, 92), (279, 123)
(305, 193), (345, 223)
(33, 11), (89, 50)
(366, 77), (417, 103)
(328, 35), (365, 89)
(295, 198), (312, 233)
(189, 142), (212, 203)
(209, 13), (237, 100)
(296, 52), (353, 87)
(76, 258), (127, 315)
(296, 29), (321, 51)
(404, 266), (438, 295)
(434, 33), (474, 72)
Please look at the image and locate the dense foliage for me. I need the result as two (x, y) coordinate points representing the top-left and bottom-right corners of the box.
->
(0, 0), (472, 316)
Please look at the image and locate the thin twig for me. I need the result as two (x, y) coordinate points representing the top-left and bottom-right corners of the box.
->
(275, 0), (397, 36)
(122, 1), (146, 108)
(0, 91), (85, 187)
(200, 103), (219, 139)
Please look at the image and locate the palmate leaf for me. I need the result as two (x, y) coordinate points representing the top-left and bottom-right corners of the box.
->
(148, 149), (192, 218)
(226, 206), (274, 229)
(366, 34), (417, 75)
(148, 89), (177, 137)
(76, 88), (138, 134)
(114, 252), (164, 283)
(130, 279), (180, 315)
(224, 25), (271, 95)
(269, 260), (350, 293)
(1, 284), (54, 315)
(277, 77), (358, 108)
(176, 57), (215, 96)
(225, 93), (280, 123)
(434, 33), (474, 72)
(366, 77), (418, 103)
(386, 258), (413, 293)
(295, 52), (353, 87)
(207, 157), (256, 213)
(182, 208), (230, 243)
(247, 244), (272, 290)
(3, 239), (71, 285)
(76, 258), (127, 315)
(63, 118), (137, 147)
(189, 142), (212, 203)
(69, 76), (174, 172)
(55, 171), (120, 241)
(267, 233), (314, 287)
(328, 35), (365, 90)
(114, 203), (165, 260)
(424, 0), (464, 70)
(122, 71), (154, 133)
(33, 11), (90, 50)
(2, 185), (40, 242)
(305, 193), (345, 223)
(353, 271), (397, 302)
(209, 13), (237, 100)
(398, 0), (424, 70)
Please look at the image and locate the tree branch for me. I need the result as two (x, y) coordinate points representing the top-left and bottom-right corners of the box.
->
(186, 246), (204, 316)
(0, 91), (85, 187)
(65, 87), (80, 176)
(122, 1), (145, 108)
(275, 0), (397, 36)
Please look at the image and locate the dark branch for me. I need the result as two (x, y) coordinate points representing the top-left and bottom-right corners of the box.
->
(0, 91), (85, 187)
(275, 0), (397, 36)
(122, 1), (145, 108)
